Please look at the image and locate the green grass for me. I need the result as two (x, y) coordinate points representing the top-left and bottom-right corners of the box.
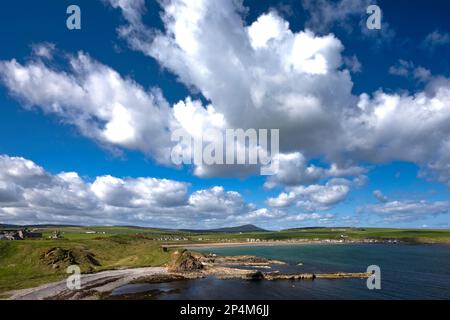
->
(185, 228), (450, 243)
(4, 226), (450, 244)
(31, 225), (189, 240)
(0, 236), (171, 294)
(1, 226), (449, 294)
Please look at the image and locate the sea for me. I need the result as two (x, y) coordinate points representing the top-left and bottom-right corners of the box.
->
(111, 244), (450, 300)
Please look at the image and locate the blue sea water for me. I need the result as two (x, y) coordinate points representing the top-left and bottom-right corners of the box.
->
(114, 244), (450, 300)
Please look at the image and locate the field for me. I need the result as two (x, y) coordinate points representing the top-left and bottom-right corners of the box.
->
(1, 225), (450, 296)
(187, 227), (450, 244)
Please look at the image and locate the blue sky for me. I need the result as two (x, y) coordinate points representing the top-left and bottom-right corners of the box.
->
(0, 0), (450, 229)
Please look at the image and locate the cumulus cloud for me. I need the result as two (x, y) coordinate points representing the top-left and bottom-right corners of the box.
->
(0, 154), (267, 228)
(0, 154), (346, 228)
(188, 186), (254, 215)
(266, 177), (362, 211)
(364, 199), (450, 222)
(347, 79), (450, 186)
(91, 175), (189, 208)
(264, 152), (366, 188)
(103, 0), (450, 188)
(2, 0), (450, 195)
(107, 0), (355, 159)
(0, 51), (174, 164)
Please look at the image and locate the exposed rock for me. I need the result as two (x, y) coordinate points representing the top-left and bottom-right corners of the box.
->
(249, 271), (265, 281)
(168, 250), (204, 272)
(200, 254), (285, 266)
(40, 247), (100, 270)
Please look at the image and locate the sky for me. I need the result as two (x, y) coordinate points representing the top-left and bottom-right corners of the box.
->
(0, 0), (450, 229)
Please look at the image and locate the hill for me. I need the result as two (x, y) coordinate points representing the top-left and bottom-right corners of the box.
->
(181, 224), (269, 233)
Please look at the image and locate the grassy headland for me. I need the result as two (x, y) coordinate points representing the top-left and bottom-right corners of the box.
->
(0, 235), (170, 294)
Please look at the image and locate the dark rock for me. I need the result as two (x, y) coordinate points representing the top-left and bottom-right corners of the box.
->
(249, 271), (265, 281)
(169, 250), (204, 272)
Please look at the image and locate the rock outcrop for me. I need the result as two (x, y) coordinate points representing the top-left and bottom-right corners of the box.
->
(168, 250), (204, 272)
(40, 247), (100, 271)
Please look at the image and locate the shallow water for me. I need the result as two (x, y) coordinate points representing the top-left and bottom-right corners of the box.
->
(112, 244), (450, 300)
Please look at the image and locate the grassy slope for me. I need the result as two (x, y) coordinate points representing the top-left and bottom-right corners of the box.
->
(0, 236), (171, 294)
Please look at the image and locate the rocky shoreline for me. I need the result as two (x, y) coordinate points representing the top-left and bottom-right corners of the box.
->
(7, 250), (370, 300)
(166, 250), (369, 282)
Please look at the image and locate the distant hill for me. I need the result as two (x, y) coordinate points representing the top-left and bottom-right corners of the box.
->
(0, 224), (21, 229)
(180, 224), (269, 233)
(0, 224), (82, 229)
(0, 223), (269, 233)
(283, 226), (352, 231)
(283, 227), (324, 231)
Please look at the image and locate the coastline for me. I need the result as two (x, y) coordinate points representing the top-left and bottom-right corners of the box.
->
(163, 239), (401, 250)
(4, 242), (448, 300)
(5, 250), (371, 300)
(7, 267), (168, 300)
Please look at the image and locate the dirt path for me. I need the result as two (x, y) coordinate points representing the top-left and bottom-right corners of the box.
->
(8, 267), (167, 300)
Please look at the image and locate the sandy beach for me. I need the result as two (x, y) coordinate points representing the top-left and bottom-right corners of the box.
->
(164, 240), (347, 249)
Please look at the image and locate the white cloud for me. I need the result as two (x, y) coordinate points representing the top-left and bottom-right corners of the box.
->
(347, 80), (450, 186)
(247, 12), (290, 49)
(364, 199), (450, 222)
(0, 154), (266, 228)
(373, 190), (388, 203)
(105, 0), (450, 188)
(0, 52), (174, 164)
(264, 152), (366, 188)
(2, 0), (450, 192)
(0, 154), (346, 228)
(423, 30), (450, 49)
(292, 179), (351, 211)
(301, 0), (370, 34)
(267, 177), (359, 211)
(0, 155), (52, 188)
(188, 186), (254, 216)
(301, 0), (395, 45)
(388, 59), (414, 77)
(31, 42), (56, 60)
(264, 153), (325, 188)
(388, 59), (431, 82)
(285, 213), (335, 224)
(91, 175), (189, 208)
(107, 0), (355, 162)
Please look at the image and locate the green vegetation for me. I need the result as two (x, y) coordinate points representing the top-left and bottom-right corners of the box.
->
(0, 236), (171, 294)
(188, 227), (450, 244)
(1, 225), (449, 295)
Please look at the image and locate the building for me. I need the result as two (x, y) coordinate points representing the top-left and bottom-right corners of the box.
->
(24, 231), (43, 239)
(0, 231), (22, 240)
(50, 230), (62, 239)
(0, 229), (42, 240)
